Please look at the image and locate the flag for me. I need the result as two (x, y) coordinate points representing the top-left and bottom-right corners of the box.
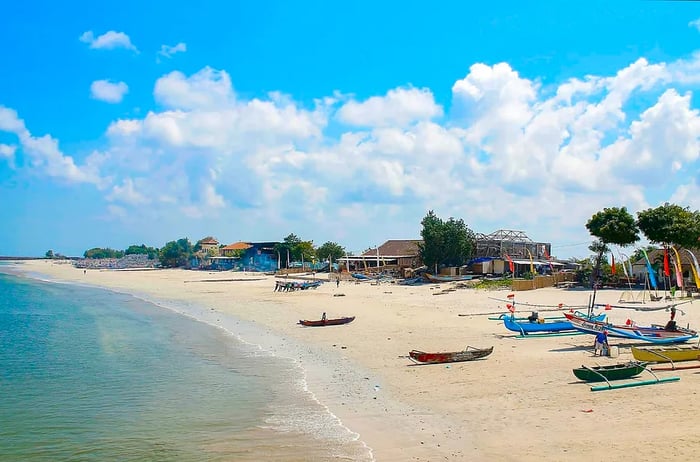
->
(664, 248), (670, 277)
(505, 254), (514, 273)
(543, 245), (554, 271)
(640, 248), (658, 290)
(507, 293), (515, 299)
(525, 248), (534, 274)
(671, 246), (684, 289)
(611, 253), (616, 275)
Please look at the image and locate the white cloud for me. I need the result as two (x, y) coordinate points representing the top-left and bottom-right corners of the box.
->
(154, 67), (234, 110)
(337, 86), (442, 127)
(90, 80), (129, 103)
(0, 106), (103, 185)
(689, 18), (700, 32)
(80, 30), (138, 52)
(0, 144), (16, 167)
(10, 53), (700, 258)
(158, 42), (187, 59)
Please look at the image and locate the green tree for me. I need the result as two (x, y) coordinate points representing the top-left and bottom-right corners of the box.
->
(316, 241), (345, 262)
(84, 247), (125, 259)
(124, 244), (159, 259)
(45, 249), (54, 259)
(418, 210), (476, 272)
(585, 206), (639, 286)
(637, 203), (700, 248)
(274, 234), (304, 267)
(159, 238), (193, 268)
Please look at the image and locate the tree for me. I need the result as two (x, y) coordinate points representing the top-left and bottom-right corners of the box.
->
(159, 238), (193, 268)
(84, 247), (125, 259)
(274, 234), (315, 267)
(585, 206), (639, 287)
(418, 210), (476, 272)
(124, 244), (158, 259)
(636, 203), (700, 248)
(316, 241), (345, 262)
(45, 249), (54, 259)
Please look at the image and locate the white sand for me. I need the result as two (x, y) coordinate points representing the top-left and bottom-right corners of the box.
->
(10, 260), (700, 461)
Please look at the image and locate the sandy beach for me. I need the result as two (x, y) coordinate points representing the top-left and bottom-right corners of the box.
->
(10, 260), (700, 461)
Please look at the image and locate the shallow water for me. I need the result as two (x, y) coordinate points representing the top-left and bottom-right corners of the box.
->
(0, 271), (372, 461)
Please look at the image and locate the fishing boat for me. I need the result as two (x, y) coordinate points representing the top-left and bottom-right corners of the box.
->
(298, 316), (355, 327)
(564, 312), (698, 344)
(424, 273), (477, 283)
(502, 311), (606, 335)
(408, 346), (493, 364)
(573, 361), (648, 382)
(631, 345), (700, 363)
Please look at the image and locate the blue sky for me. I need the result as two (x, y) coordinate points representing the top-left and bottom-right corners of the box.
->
(2, 1), (700, 258)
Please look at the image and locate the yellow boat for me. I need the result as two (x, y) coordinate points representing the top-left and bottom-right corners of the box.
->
(631, 345), (700, 363)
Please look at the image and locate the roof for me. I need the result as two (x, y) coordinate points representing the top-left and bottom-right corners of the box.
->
(361, 239), (422, 257)
(199, 236), (219, 245)
(222, 242), (253, 251)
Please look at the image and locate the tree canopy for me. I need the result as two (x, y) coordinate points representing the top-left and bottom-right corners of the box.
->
(585, 207), (639, 247)
(84, 247), (124, 259)
(316, 241), (345, 262)
(159, 238), (193, 268)
(636, 203), (700, 248)
(273, 233), (316, 267)
(418, 210), (476, 270)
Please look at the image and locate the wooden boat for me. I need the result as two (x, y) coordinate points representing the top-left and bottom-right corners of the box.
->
(564, 312), (698, 344)
(503, 311), (605, 335)
(408, 346), (493, 364)
(631, 345), (700, 363)
(298, 316), (355, 327)
(573, 361), (648, 382)
(424, 273), (477, 283)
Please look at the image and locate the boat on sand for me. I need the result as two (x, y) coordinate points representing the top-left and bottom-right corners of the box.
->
(573, 361), (648, 382)
(298, 316), (355, 327)
(631, 345), (700, 363)
(408, 346), (493, 364)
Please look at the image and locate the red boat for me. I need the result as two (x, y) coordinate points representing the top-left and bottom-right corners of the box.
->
(298, 316), (355, 327)
(408, 346), (493, 364)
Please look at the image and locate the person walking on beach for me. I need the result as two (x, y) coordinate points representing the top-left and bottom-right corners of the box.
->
(594, 330), (609, 356)
(336, 276), (340, 288)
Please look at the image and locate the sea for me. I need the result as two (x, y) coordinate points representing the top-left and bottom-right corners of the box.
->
(0, 267), (373, 461)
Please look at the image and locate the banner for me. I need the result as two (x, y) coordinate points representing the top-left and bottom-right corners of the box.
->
(664, 248), (671, 277)
(671, 246), (684, 289)
(685, 249), (700, 290)
(610, 253), (616, 275)
(505, 254), (514, 273)
(640, 248), (658, 290)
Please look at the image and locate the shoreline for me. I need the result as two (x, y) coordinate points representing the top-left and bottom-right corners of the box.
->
(7, 260), (700, 461)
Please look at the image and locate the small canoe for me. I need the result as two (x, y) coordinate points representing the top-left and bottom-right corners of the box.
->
(573, 361), (648, 382)
(631, 345), (700, 363)
(408, 346), (493, 364)
(503, 311), (605, 335)
(298, 316), (355, 327)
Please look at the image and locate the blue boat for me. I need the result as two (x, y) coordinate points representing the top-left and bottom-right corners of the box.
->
(503, 311), (606, 335)
(564, 312), (698, 345)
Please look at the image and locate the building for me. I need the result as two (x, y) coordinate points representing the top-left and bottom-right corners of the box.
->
(197, 236), (220, 256)
(473, 229), (561, 275)
(338, 239), (422, 274)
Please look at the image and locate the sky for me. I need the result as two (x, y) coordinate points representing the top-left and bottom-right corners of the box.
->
(2, 1), (700, 258)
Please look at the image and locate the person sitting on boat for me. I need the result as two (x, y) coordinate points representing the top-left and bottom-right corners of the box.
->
(665, 306), (678, 331)
(321, 312), (327, 322)
(594, 330), (609, 356)
(527, 311), (539, 323)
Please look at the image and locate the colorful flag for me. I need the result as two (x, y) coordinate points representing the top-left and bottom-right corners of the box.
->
(640, 248), (658, 290)
(611, 253), (616, 275)
(685, 249), (700, 290)
(664, 248), (671, 277)
(671, 246), (684, 289)
(505, 254), (514, 273)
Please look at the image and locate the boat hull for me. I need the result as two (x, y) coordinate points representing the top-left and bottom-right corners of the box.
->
(298, 316), (355, 327)
(503, 312), (605, 334)
(573, 361), (648, 382)
(564, 313), (698, 344)
(409, 346), (493, 364)
(631, 346), (700, 362)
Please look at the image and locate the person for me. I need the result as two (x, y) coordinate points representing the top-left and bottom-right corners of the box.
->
(594, 330), (609, 356)
(336, 276), (340, 288)
(321, 312), (327, 322)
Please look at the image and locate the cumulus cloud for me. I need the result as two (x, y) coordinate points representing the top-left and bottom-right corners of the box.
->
(90, 80), (129, 103)
(337, 86), (442, 127)
(0, 106), (103, 184)
(690, 18), (700, 32)
(9, 55), (700, 257)
(0, 143), (16, 167)
(158, 42), (187, 59)
(79, 30), (138, 52)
